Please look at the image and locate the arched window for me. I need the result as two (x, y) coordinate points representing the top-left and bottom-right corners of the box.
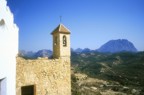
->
(63, 35), (67, 47)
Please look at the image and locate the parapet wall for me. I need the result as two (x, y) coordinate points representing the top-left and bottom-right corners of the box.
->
(16, 57), (71, 95)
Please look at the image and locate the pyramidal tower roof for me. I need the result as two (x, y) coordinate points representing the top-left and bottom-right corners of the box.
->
(51, 24), (70, 34)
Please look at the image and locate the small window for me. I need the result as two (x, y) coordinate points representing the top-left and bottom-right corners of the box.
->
(54, 36), (58, 45)
(0, 19), (5, 26)
(21, 85), (35, 95)
(63, 35), (67, 47)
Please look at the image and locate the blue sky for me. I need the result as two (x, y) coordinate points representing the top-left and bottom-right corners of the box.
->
(7, 0), (144, 51)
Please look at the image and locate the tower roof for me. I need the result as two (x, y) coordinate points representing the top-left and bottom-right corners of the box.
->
(51, 24), (70, 34)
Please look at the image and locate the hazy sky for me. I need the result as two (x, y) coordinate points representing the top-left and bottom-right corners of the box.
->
(7, 0), (144, 51)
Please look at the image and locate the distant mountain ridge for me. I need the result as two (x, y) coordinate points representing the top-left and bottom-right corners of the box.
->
(19, 39), (138, 59)
(35, 49), (52, 58)
(19, 49), (52, 59)
(72, 39), (137, 53)
(97, 39), (137, 53)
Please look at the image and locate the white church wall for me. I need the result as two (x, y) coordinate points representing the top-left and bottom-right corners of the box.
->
(0, 0), (19, 95)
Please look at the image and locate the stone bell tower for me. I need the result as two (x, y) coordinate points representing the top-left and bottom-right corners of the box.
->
(51, 23), (71, 58)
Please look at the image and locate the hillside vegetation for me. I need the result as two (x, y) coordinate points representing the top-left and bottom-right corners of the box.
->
(71, 51), (144, 95)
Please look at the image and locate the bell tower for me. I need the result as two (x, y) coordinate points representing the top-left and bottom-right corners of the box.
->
(51, 24), (71, 58)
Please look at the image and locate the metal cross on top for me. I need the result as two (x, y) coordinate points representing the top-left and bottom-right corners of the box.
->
(60, 16), (62, 23)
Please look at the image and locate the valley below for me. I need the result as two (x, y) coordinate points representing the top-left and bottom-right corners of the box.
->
(71, 51), (144, 95)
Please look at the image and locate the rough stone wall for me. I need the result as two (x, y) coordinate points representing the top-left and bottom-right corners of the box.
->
(16, 57), (71, 95)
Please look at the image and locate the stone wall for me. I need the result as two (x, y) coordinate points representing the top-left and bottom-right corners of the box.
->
(16, 57), (71, 95)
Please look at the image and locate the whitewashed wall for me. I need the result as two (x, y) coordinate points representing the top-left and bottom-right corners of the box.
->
(0, 0), (19, 95)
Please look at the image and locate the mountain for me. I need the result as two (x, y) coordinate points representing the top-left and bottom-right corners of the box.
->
(35, 49), (52, 58)
(74, 48), (83, 53)
(97, 39), (137, 53)
(19, 49), (52, 59)
(82, 48), (91, 53)
(18, 50), (36, 59)
(73, 48), (93, 53)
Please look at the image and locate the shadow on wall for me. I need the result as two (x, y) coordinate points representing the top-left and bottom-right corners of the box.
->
(0, 78), (7, 95)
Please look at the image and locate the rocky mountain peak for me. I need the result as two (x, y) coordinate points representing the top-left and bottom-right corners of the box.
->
(97, 39), (137, 53)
